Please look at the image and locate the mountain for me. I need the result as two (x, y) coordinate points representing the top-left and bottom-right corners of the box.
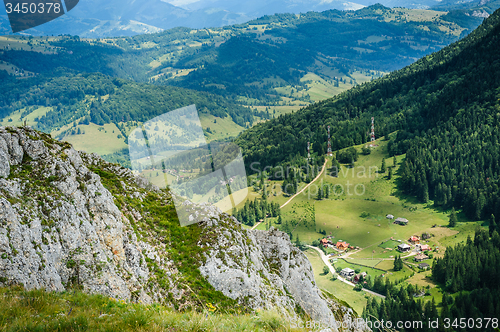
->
(0, 0), (499, 37)
(0, 4), (488, 152)
(164, 5), (480, 103)
(178, 0), (365, 14)
(237, 7), (500, 219)
(0, 72), (257, 167)
(0, 126), (365, 329)
(0, 0), (252, 37)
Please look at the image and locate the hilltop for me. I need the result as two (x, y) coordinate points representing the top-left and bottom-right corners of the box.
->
(0, 0), (498, 37)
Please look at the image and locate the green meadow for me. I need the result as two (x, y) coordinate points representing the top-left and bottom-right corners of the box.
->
(278, 137), (453, 251)
(0, 286), (308, 332)
(236, 134), (484, 312)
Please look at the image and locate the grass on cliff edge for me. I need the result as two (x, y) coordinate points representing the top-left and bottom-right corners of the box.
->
(0, 286), (313, 332)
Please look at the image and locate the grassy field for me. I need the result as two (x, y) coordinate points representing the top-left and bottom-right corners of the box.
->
(0, 36), (60, 54)
(333, 258), (413, 283)
(345, 258), (382, 268)
(278, 137), (481, 259)
(62, 123), (128, 156)
(200, 113), (245, 141)
(228, 134), (485, 310)
(0, 106), (52, 127)
(273, 71), (384, 104)
(0, 286), (309, 332)
(253, 106), (303, 118)
(276, 138), (450, 250)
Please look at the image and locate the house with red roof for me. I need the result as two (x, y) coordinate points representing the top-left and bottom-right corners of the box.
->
(409, 236), (420, 244)
(336, 241), (349, 250)
(420, 244), (430, 251)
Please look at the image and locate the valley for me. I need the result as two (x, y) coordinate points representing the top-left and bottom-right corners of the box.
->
(0, 4), (488, 163)
(238, 136), (480, 312)
(1, 2), (500, 330)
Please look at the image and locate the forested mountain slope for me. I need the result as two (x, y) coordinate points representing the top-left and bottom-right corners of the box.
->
(0, 73), (253, 131)
(0, 72), (255, 166)
(0, 5), (488, 104)
(237, 8), (500, 221)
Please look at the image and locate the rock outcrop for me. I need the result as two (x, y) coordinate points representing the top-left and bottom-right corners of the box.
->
(0, 127), (156, 303)
(0, 127), (366, 331)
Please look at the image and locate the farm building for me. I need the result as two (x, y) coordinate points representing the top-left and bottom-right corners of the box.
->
(398, 243), (411, 252)
(409, 236), (420, 244)
(320, 239), (329, 247)
(386, 214), (394, 219)
(414, 253), (429, 262)
(394, 217), (409, 225)
(422, 232), (431, 240)
(419, 263), (430, 270)
(336, 241), (349, 250)
(340, 268), (355, 278)
(354, 272), (368, 283)
(420, 244), (430, 251)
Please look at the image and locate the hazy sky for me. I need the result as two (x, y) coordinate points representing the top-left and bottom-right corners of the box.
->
(164, 0), (199, 8)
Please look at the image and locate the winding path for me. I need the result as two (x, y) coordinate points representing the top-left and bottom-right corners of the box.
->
(250, 221), (262, 230)
(280, 159), (328, 209)
(306, 245), (386, 299)
(249, 159), (327, 230)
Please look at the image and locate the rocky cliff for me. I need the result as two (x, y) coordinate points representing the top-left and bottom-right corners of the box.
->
(0, 126), (366, 331)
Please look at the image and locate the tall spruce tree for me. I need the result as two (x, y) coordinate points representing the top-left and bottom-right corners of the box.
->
(316, 187), (323, 200)
(448, 207), (457, 227)
(489, 214), (496, 236)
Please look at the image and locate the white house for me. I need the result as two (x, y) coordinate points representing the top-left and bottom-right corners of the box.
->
(397, 243), (411, 252)
(340, 267), (355, 278)
(395, 217), (409, 225)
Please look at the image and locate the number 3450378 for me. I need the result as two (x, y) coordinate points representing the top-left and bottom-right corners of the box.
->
(5, 2), (62, 14)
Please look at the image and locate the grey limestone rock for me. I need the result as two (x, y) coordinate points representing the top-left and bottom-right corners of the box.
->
(0, 136), (10, 178)
(198, 219), (367, 330)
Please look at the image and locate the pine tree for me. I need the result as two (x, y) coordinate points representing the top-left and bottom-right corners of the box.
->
(393, 255), (403, 271)
(381, 158), (386, 173)
(393, 155), (397, 166)
(316, 187), (323, 200)
(476, 192), (486, 220)
(388, 167), (392, 180)
(422, 180), (429, 203)
(489, 214), (496, 236)
(448, 207), (457, 227)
